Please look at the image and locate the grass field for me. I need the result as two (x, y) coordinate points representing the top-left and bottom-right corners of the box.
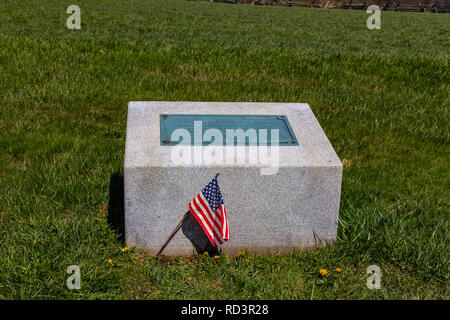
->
(0, 0), (449, 299)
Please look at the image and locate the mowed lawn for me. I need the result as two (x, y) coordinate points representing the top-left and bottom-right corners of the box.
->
(0, 0), (449, 299)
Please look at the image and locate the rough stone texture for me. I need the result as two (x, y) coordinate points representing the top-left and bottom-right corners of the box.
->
(124, 101), (342, 255)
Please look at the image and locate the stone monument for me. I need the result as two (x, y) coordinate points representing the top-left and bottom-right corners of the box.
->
(124, 101), (342, 255)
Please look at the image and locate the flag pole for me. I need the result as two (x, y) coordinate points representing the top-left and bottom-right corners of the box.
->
(157, 210), (189, 256)
(156, 173), (220, 256)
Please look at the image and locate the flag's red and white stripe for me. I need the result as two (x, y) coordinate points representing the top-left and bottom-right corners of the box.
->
(189, 193), (230, 247)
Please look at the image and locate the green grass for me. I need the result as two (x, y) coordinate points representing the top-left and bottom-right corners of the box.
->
(0, 0), (449, 299)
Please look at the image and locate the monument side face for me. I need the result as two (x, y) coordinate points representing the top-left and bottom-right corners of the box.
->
(124, 101), (342, 255)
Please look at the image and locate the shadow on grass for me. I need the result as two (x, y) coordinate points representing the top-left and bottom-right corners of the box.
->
(108, 172), (125, 245)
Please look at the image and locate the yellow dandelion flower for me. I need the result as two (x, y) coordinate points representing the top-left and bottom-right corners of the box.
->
(107, 259), (113, 264)
(203, 251), (209, 256)
(335, 267), (342, 272)
(213, 255), (220, 259)
(121, 247), (128, 253)
(319, 269), (328, 276)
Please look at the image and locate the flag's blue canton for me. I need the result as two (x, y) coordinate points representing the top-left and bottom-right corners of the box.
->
(201, 177), (223, 212)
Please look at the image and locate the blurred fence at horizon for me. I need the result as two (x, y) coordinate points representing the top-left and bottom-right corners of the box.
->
(204, 0), (450, 12)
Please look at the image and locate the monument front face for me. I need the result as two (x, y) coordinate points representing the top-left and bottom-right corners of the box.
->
(124, 101), (342, 255)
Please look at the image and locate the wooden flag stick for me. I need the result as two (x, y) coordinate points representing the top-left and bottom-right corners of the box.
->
(157, 210), (189, 256)
(156, 173), (220, 256)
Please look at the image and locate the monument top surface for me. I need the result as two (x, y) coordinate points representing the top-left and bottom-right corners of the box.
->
(125, 101), (341, 169)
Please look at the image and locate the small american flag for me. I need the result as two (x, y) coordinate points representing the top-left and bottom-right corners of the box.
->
(188, 175), (230, 247)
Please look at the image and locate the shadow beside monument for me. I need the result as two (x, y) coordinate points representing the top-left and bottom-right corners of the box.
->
(107, 172), (219, 255)
(182, 212), (219, 256)
(108, 173), (125, 244)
